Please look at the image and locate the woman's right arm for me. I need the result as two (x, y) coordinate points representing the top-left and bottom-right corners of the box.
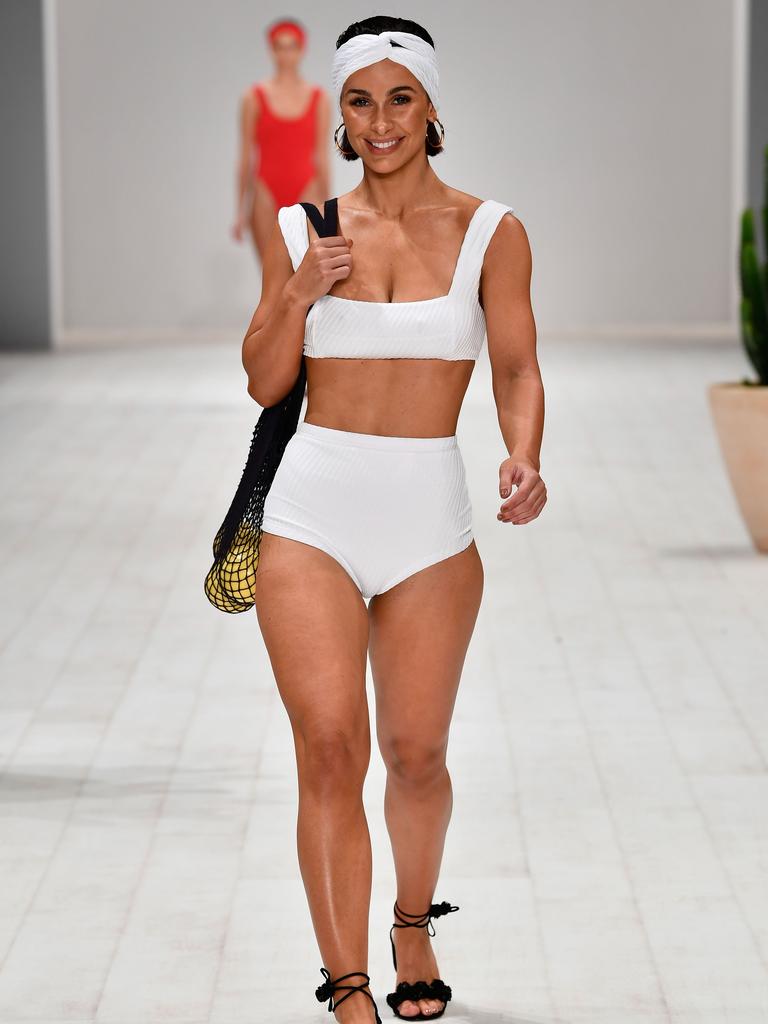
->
(241, 220), (352, 407)
(232, 89), (255, 241)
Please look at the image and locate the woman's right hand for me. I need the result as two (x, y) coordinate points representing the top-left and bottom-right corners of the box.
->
(288, 235), (354, 306)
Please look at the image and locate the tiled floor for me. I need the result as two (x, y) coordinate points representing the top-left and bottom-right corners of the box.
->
(0, 336), (766, 1023)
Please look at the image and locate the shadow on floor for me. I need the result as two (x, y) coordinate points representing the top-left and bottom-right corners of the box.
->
(447, 1004), (565, 1024)
(657, 543), (756, 559)
(0, 766), (255, 804)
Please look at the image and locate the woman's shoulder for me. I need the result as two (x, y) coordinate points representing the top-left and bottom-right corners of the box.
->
(459, 190), (517, 218)
(277, 202), (307, 232)
(443, 191), (528, 272)
(481, 200), (531, 272)
(276, 204), (310, 271)
(239, 82), (260, 108)
(436, 189), (518, 232)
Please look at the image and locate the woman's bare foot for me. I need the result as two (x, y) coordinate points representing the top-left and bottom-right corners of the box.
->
(390, 924), (446, 1018)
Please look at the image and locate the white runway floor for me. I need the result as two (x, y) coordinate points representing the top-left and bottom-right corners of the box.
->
(0, 336), (766, 1023)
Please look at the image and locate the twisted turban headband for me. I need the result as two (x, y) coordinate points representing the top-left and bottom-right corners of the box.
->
(331, 30), (439, 113)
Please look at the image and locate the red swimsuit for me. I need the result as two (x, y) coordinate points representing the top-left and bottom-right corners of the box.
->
(252, 83), (320, 211)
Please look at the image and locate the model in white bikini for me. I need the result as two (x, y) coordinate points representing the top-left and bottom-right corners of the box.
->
(242, 16), (546, 1023)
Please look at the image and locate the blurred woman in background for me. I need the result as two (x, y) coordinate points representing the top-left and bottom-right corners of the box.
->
(232, 17), (331, 262)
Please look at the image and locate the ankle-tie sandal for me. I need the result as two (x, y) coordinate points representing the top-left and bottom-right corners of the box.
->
(315, 966), (382, 1023)
(386, 899), (460, 1020)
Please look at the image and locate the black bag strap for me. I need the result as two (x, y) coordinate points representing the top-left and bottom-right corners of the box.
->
(300, 197), (339, 238)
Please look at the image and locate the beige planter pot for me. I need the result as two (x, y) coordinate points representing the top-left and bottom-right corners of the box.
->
(708, 382), (768, 553)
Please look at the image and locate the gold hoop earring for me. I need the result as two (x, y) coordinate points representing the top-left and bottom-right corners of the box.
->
(427, 118), (445, 146)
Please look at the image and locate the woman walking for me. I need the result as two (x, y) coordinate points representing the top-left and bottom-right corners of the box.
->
(232, 17), (331, 261)
(242, 15), (545, 1022)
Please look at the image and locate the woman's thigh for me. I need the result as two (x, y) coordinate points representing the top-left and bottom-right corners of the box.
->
(248, 179), (278, 259)
(254, 531), (372, 767)
(368, 541), (484, 765)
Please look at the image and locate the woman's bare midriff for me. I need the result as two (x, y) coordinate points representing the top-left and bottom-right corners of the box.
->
(304, 356), (475, 437)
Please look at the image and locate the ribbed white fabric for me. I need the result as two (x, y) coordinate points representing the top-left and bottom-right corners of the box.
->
(260, 420), (473, 599)
(276, 199), (515, 360)
(331, 30), (440, 112)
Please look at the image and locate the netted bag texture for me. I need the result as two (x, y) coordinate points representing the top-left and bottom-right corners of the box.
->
(204, 359), (306, 613)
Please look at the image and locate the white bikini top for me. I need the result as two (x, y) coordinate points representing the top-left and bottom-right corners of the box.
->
(277, 199), (515, 360)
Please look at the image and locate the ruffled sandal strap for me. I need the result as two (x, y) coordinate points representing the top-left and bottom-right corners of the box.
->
(389, 899), (460, 970)
(315, 967), (382, 1024)
(393, 899), (460, 936)
(386, 977), (453, 1011)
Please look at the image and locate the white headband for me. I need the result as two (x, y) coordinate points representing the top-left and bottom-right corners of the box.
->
(332, 30), (439, 114)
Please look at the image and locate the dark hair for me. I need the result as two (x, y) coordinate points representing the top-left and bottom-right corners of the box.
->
(335, 15), (443, 161)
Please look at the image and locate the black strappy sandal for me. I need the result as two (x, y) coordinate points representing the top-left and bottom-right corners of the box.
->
(385, 900), (460, 1020)
(315, 966), (382, 1023)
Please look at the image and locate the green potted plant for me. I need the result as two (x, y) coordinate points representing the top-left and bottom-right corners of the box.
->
(708, 142), (768, 553)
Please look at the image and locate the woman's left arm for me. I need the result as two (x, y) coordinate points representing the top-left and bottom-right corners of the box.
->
(482, 212), (547, 525)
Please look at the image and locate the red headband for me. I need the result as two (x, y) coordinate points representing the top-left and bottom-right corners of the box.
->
(267, 20), (306, 47)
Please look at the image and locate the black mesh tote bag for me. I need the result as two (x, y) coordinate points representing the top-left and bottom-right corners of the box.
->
(204, 197), (339, 613)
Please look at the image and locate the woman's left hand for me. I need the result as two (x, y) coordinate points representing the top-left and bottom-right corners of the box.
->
(497, 458), (547, 524)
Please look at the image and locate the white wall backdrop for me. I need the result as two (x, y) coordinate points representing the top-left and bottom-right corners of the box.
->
(48, 0), (743, 343)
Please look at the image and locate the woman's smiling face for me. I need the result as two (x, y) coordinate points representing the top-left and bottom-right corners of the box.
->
(340, 58), (436, 164)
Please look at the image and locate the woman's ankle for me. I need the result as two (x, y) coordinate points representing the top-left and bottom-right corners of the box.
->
(331, 985), (379, 1023)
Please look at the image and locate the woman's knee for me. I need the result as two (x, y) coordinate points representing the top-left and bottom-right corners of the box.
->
(295, 726), (370, 794)
(381, 735), (448, 787)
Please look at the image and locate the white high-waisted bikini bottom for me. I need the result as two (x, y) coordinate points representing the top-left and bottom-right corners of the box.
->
(260, 420), (474, 600)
